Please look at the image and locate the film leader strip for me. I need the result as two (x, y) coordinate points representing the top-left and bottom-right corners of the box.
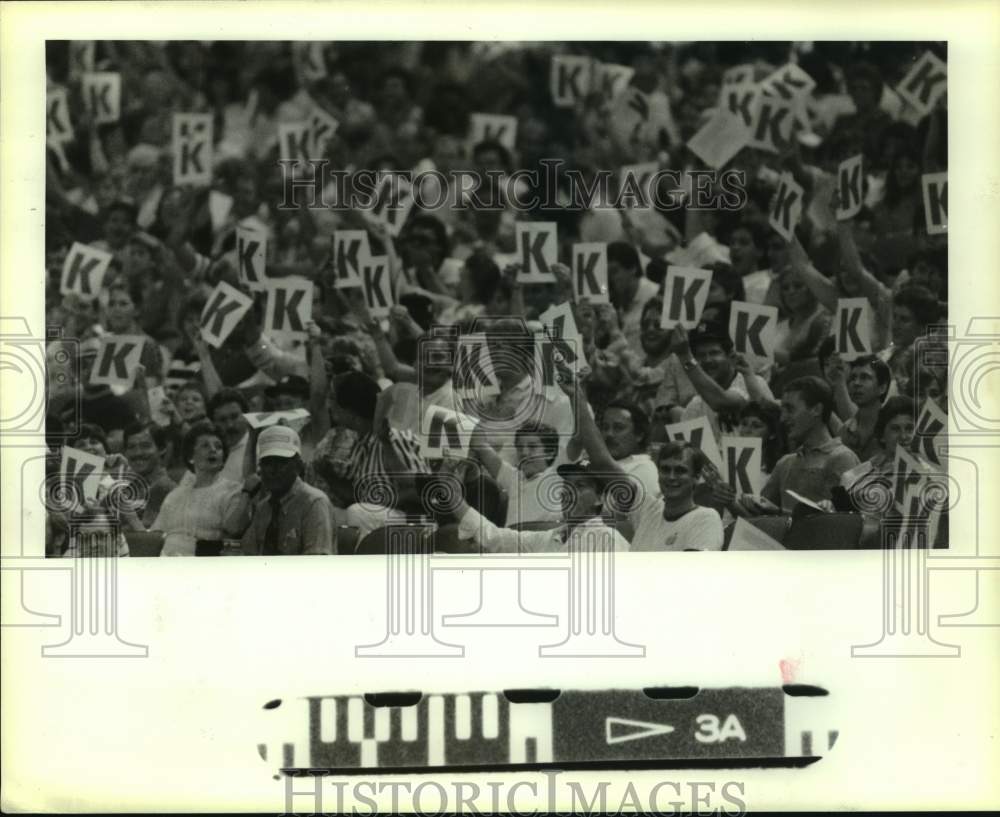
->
(259, 686), (836, 775)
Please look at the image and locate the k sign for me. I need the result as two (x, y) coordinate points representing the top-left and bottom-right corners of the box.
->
(89, 335), (145, 389)
(729, 301), (778, 364)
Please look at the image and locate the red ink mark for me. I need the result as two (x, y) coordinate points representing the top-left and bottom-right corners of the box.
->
(780, 659), (800, 683)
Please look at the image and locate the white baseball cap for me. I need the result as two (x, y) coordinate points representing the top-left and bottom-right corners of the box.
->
(257, 425), (301, 460)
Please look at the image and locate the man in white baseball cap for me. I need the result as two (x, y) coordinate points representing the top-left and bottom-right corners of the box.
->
(225, 424), (335, 555)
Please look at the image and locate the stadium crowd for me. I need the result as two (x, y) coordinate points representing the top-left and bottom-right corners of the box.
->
(43, 40), (949, 556)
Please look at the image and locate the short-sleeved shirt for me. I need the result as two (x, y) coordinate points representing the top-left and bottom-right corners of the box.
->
(496, 462), (563, 527)
(241, 478), (335, 555)
(837, 414), (883, 462)
(762, 438), (861, 513)
(629, 497), (724, 552)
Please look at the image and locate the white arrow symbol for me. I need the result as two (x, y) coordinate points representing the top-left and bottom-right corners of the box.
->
(605, 717), (675, 745)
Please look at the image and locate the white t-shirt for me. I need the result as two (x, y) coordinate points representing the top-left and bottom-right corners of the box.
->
(496, 462), (563, 527)
(616, 453), (660, 510)
(629, 497), (724, 552)
(151, 476), (242, 557)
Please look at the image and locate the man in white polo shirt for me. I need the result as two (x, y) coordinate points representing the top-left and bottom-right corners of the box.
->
(629, 441), (725, 552)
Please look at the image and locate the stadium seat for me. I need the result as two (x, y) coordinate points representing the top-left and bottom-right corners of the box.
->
(335, 525), (360, 554)
(784, 513), (864, 550)
(124, 531), (164, 557)
(355, 524), (432, 555)
(722, 515), (791, 548)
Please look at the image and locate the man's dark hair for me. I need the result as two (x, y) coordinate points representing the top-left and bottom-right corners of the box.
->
(71, 422), (108, 451)
(515, 422), (560, 467)
(784, 376), (835, 423)
(471, 139), (512, 174)
(874, 396), (917, 443)
(894, 284), (941, 329)
(463, 252), (502, 305)
(402, 214), (449, 259)
(656, 441), (708, 478)
(123, 422), (170, 451)
(208, 388), (248, 417)
(103, 199), (138, 226)
(727, 219), (768, 254)
(689, 321), (734, 355)
(334, 371), (380, 422)
(849, 354), (893, 400)
(603, 401), (650, 448)
(181, 420), (229, 467)
(607, 241), (640, 275)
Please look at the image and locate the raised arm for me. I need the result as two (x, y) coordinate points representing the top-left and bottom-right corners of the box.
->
(307, 320), (331, 440)
(787, 236), (839, 314)
(836, 221), (891, 312)
(670, 326), (747, 414)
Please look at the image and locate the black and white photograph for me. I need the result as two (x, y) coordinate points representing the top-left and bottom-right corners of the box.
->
(2, 1), (998, 813)
(42, 37), (951, 556)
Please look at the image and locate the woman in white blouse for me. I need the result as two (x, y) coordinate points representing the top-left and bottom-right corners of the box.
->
(150, 421), (243, 557)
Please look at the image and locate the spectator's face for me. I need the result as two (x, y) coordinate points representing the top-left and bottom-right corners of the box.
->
(780, 274), (810, 313)
(107, 289), (137, 333)
(738, 414), (770, 440)
(419, 337), (454, 391)
(693, 341), (732, 386)
(190, 433), (225, 476)
(473, 147), (505, 175)
(211, 401), (247, 448)
(76, 436), (107, 458)
(234, 178), (258, 214)
(657, 453), (697, 504)
(560, 476), (601, 520)
(601, 407), (641, 460)
(124, 242), (154, 277)
(125, 429), (161, 477)
(881, 414), (915, 452)
(780, 390), (820, 445)
(893, 155), (920, 189)
(849, 78), (879, 114)
(640, 308), (669, 356)
(515, 434), (549, 479)
(400, 227), (441, 269)
(728, 228), (760, 274)
(848, 363), (882, 407)
(95, 176), (121, 210)
(767, 233), (789, 272)
(176, 387), (206, 422)
(104, 210), (133, 247)
(607, 261), (638, 304)
(272, 392), (302, 411)
(892, 304), (919, 348)
(259, 455), (299, 496)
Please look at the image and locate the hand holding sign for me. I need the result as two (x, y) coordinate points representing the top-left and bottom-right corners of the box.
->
(89, 335), (145, 390)
(729, 301), (778, 365)
(664, 416), (724, 473)
(419, 405), (478, 460)
(833, 298), (873, 361)
(82, 72), (121, 125)
(660, 266), (712, 330)
(516, 222), (557, 283)
(896, 50), (947, 118)
(571, 243), (609, 304)
(836, 155), (864, 221)
(468, 113), (518, 152)
(769, 172), (804, 241)
(61, 242), (112, 301)
(720, 435), (764, 496)
(922, 172), (947, 235)
(172, 113), (213, 187)
(360, 255), (393, 319)
(911, 397), (947, 467)
(200, 281), (254, 348)
(333, 230), (370, 289)
(264, 277), (313, 341)
(551, 55), (592, 108)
